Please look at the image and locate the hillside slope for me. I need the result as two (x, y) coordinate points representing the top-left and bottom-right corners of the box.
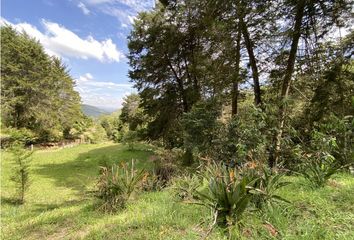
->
(81, 104), (110, 117)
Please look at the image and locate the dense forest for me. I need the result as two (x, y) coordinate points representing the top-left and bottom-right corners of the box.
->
(1, 0), (354, 239)
(124, 0), (353, 168)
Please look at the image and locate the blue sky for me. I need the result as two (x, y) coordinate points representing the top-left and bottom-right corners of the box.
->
(1, 0), (155, 110)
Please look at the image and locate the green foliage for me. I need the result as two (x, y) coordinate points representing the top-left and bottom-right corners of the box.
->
(194, 163), (253, 227)
(99, 112), (122, 141)
(319, 115), (354, 166)
(170, 174), (201, 201)
(112, 123), (128, 143)
(1, 127), (37, 148)
(245, 167), (290, 209)
(122, 130), (139, 150)
(88, 123), (107, 144)
(210, 106), (270, 165)
(1, 26), (83, 142)
(120, 93), (147, 131)
(150, 148), (182, 186)
(297, 131), (345, 188)
(9, 144), (33, 204)
(69, 117), (107, 144)
(95, 160), (145, 212)
(181, 99), (221, 155)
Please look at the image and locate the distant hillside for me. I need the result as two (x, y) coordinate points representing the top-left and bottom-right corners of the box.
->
(81, 104), (110, 117)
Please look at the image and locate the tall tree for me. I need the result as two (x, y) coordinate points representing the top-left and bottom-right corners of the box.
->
(1, 26), (83, 141)
(270, 0), (353, 167)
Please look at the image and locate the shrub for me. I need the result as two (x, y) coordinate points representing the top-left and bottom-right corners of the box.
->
(112, 124), (128, 143)
(181, 99), (222, 157)
(95, 160), (145, 212)
(297, 131), (347, 188)
(9, 144), (33, 204)
(1, 128), (37, 148)
(209, 107), (269, 166)
(122, 130), (139, 150)
(150, 148), (182, 186)
(319, 114), (354, 167)
(194, 163), (254, 227)
(90, 123), (107, 143)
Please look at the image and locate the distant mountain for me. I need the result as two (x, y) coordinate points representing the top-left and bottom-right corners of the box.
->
(81, 104), (110, 117)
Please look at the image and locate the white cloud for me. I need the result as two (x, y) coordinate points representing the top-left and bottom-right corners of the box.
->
(1, 18), (124, 62)
(83, 0), (154, 27)
(85, 0), (154, 11)
(79, 73), (94, 82)
(127, 15), (136, 24)
(86, 0), (113, 4)
(75, 73), (135, 108)
(78, 2), (91, 15)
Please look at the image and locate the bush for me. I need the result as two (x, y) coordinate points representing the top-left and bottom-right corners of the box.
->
(1, 128), (37, 148)
(122, 130), (139, 150)
(297, 131), (346, 188)
(319, 114), (354, 167)
(9, 144), (33, 204)
(150, 148), (182, 186)
(209, 107), (269, 166)
(87, 123), (107, 144)
(112, 124), (127, 143)
(95, 160), (145, 212)
(181, 99), (222, 157)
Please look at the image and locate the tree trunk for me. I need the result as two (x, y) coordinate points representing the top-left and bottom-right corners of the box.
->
(239, 17), (262, 107)
(270, 0), (306, 168)
(167, 60), (189, 112)
(232, 26), (242, 116)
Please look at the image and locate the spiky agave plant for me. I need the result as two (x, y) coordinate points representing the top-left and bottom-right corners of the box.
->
(194, 163), (254, 227)
(246, 167), (290, 209)
(96, 159), (145, 212)
(170, 174), (201, 200)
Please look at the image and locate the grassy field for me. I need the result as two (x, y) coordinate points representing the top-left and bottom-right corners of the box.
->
(1, 143), (354, 239)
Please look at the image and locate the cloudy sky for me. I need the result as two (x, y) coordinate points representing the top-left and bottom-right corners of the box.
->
(2, 0), (155, 110)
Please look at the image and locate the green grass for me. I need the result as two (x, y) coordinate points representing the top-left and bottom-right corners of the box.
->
(1, 143), (354, 239)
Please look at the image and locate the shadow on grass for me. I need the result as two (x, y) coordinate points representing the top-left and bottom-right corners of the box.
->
(34, 144), (154, 193)
(30, 199), (88, 213)
(14, 202), (106, 240)
(1, 196), (23, 206)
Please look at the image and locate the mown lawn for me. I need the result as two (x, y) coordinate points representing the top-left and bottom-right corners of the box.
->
(1, 143), (354, 239)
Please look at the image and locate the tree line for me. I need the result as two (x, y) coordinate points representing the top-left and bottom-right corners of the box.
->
(125, 0), (353, 168)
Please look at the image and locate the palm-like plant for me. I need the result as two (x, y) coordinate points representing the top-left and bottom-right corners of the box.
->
(194, 163), (253, 227)
(96, 160), (145, 212)
(247, 167), (290, 209)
